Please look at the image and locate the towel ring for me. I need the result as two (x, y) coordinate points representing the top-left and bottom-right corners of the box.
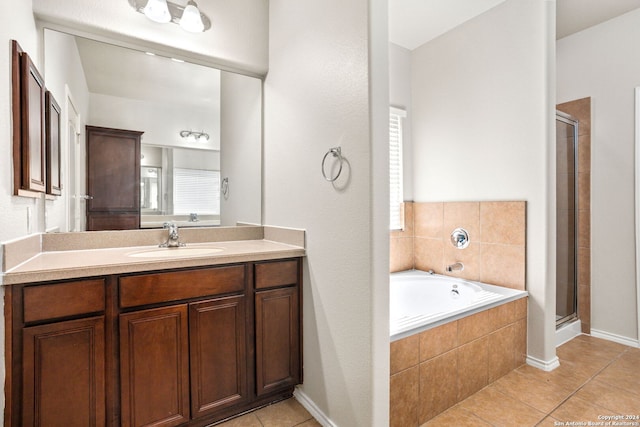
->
(322, 147), (343, 182)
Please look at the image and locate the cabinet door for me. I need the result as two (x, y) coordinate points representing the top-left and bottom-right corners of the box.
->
(120, 305), (190, 427)
(22, 316), (105, 427)
(20, 51), (46, 193)
(189, 295), (247, 418)
(255, 287), (300, 396)
(86, 126), (142, 230)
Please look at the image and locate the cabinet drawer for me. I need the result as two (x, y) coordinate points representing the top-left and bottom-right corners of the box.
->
(119, 265), (245, 308)
(23, 279), (106, 323)
(255, 260), (299, 290)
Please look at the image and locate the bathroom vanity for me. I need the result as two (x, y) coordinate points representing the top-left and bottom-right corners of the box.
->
(2, 226), (304, 427)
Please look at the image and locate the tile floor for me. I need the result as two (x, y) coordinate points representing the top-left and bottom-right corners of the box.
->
(425, 334), (640, 426)
(217, 335), (639, 427)
(215, 398), (320, 427)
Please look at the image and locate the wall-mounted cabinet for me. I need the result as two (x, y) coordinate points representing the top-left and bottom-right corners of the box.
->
(45, 92), (62, 196)
(11, 40), (62, 198)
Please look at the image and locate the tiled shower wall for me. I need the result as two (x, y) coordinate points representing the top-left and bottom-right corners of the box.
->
(390, 201), (526, 290)
(557, 97), (592, 334)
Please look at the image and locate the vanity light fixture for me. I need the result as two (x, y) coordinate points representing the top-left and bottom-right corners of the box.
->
(128, 0), (212, 33)
(180, 130), (209, 143)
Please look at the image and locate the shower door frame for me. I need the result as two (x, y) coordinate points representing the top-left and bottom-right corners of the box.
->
(556, 110), (579, 328)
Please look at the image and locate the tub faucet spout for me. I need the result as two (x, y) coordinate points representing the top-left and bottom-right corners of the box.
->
(446, 262), (464, 272)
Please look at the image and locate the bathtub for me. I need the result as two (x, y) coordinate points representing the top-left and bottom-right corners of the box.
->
(390, 270), (527, 341)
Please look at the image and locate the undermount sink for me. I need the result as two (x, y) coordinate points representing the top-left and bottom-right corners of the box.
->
(127, 247), (224, 258)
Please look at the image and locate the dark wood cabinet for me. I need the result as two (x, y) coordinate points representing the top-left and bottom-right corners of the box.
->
(22, 316), (106, 427)
(120, 305), (190, 427)
(45, 91), (62, 196)
(5, 258), (302, 427)
(17, 47), (46, 194)
(255, 287), (300, 396)
(86, 126), (143, 230)
(189, 296), (248, 418)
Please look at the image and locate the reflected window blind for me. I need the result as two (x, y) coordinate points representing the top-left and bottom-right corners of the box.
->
(173, 168), (220, 215)
(390, 107), (406, 230)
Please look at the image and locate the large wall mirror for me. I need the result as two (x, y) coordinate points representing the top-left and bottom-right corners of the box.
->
(43, 28), (262, 231)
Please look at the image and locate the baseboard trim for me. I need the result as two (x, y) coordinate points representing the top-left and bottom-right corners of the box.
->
(526, 354), (560, 371)
(294, 388), (337, 427)
(555, 319), (582, 347)
(590, 329), (640, 348)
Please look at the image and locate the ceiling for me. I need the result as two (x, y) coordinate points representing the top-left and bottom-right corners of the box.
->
(389, 0), (640, 50)
(74, 35), (220, 109)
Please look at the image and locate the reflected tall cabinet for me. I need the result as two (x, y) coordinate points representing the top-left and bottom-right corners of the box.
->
(86, 126), (142, 231)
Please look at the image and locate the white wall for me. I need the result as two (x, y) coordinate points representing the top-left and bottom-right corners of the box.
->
(389, 43), (413, 201)
(557, 9), (640, 343)
(0, 1), (42, 243)
(89, 93), (220, 151)
(42, 28), (91, 232)
(32, 0), (269, 76)
(410, 0), (557, 363)
(220, 72), (262, 226)
(264, 0), (389, 425)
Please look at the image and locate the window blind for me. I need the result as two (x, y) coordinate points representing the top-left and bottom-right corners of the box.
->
(390, 107), (406, 230)
(173, 167), (220, 215)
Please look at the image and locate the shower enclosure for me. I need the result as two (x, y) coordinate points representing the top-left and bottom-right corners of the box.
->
(556, 111), (579, 327)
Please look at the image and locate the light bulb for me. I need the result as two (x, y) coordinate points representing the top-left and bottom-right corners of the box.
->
(143, 0), (171, 23)
(180, 1), (205, 32)
(197, 133), (209, 143)
(186, 133), (197, 144)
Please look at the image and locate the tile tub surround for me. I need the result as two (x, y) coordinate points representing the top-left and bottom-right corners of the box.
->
(390, 201), (526, 290)
(390, 297), (527, 426)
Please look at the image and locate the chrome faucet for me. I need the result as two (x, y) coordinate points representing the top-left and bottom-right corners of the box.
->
(446, 262), (464, 272)
(160, 222), (185, 248)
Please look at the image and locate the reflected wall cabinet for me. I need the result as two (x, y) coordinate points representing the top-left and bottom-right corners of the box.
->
(86, 126), (143, 230)
(11, 40), (62, 197)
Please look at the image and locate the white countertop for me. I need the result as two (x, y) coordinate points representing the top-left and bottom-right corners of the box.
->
(2, 239), (305, 285)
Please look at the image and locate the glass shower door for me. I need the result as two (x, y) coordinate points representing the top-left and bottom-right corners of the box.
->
(556, 111), (579, 327)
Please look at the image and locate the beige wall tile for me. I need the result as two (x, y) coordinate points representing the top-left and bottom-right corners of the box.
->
(578, 134), (591, 174)
(577, 247), (590, 287)
(480, 243), (525, 290)
(514, 297), (528, 320)
(488, 325), (516, 382)
(557, 97), (591, 136)
(414, 202), (443, 238)
(419, 351), (458, 424)
(442, 202), (479, 243)
(391, 335), (419, 375)
(487, 301), (516, 331)
(458, 310), (491, 345)
(390, 366), (419, 427)
(457, 337), (489, 401)
(390, 237), (414, 273)
(577, 209), (590, 249)
(578, 172), (590, 211)
(514, 318), (527, 367)
(479, 201), (526, 246)
(415, 238), (444, 273)
(419, 321), (458, 362)
(391, 202), (415, 238)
